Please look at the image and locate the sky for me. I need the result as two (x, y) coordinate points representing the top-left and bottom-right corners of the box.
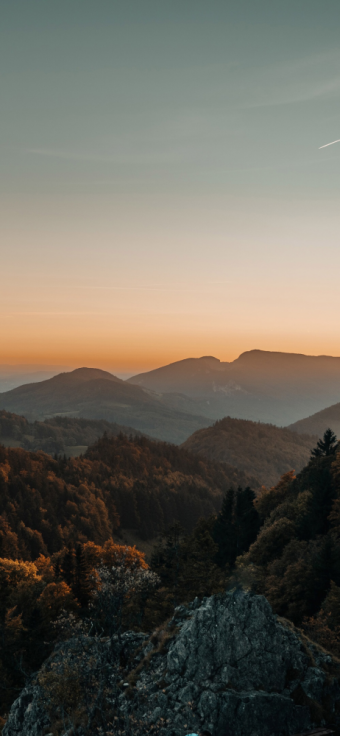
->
(1, 0), (340, 373)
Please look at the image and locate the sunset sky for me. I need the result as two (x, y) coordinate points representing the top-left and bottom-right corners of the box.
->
(2, 0), (340, 373)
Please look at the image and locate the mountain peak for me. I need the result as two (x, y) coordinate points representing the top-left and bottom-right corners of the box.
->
(52, 367), (122, 383)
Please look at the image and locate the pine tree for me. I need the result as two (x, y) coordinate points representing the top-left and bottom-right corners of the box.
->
(213, 488), (237, 568)
(178, 518), (224, 600)
(234, 486), (260, 556)
(151, 523), (185, 592)
(311, 428), (338, 457)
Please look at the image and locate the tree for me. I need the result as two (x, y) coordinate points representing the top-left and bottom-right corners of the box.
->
(213, 487), (260, 568)
(311, 428), (338, 457)
(213, 488), (236, 568)
(91, 556), (159, 637)
(151, 523), (185, 593)
(234, 486), (260, 556)
(178, 518), (225, 600)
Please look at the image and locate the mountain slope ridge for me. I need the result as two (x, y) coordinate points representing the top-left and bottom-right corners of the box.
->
(128, 350), (340, 425)
(182, 416), (317, 487)
(289, 400), (340, 438)
(0, 368), (212, 444)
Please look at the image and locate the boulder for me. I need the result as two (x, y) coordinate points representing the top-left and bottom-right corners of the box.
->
(3, 590), (340, 736)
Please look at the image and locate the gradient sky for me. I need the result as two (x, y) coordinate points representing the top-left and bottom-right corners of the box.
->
(1, 0), (340, 373)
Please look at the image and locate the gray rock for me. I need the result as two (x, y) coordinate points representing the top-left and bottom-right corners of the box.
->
(2, 684), (50, 736)
(4, 590), (340, 736)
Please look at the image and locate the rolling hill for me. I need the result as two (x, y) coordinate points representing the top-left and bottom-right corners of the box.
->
(181, 417), (317, 487)
(0, 433), (259, 559)
(0, 368), (212, 444)
(0, 409), (146, 457)
(288, 401), (340, 438)
(128, 350), (340, 425)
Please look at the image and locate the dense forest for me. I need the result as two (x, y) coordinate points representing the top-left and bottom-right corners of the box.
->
(182, 416), (316, 486)
(0, 433), (256, 561)
(1, 429), (340, 729)
(235, 430), (340, 631)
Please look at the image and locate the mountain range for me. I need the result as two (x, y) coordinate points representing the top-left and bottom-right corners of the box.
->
(128, 350), (340, 425)
(1, 350), (340, 445)
(0, 367), (211, 444)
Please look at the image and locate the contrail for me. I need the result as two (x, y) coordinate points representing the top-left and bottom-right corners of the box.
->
(319, 139), (340, 149)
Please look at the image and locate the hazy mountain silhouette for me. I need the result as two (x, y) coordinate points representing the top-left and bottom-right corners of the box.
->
(181, 416), (316, 487)
(129, 350), (340, 425)
(0, 368), (212, 444)
(0, 369), (68, 393)
(288, 401), (340, 439)
(3, 352), (340, 443)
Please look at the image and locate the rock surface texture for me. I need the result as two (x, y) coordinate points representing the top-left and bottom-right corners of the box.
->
(3, 590), (340, 736)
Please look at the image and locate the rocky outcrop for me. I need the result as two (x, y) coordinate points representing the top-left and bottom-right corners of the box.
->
(3, 590), (340, 736)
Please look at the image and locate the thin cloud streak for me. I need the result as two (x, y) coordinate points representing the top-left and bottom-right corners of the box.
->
(14, 284), (231, 292)
(319, 139), (340, 149)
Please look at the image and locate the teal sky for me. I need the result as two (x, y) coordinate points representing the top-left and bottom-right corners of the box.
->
(1, 1), (340, 370)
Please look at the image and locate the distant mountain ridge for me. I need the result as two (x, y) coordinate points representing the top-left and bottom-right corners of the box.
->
(128, 350), (340, 425)
(0, 368), (212, 444)
(2, 350), (340, 441)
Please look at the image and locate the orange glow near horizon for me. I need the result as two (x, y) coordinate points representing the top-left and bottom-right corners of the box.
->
(2, 316), (340, 375)
(2, 192), (340, 374)
(2, 5), (340, 375)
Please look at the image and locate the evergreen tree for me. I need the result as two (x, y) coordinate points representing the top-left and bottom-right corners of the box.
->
(151, 523), (185, 593)
(311, 428), (338, 457)
(213, 488), (236, 568)
(178, 518), (224, 600)
(234, 486), (261, 556)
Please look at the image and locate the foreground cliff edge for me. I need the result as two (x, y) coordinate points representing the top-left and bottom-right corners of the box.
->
(4, 589), (340, 736)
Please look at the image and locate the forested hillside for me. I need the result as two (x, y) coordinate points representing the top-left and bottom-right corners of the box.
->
(0, 409), (144, 456)
(0, 434), (257, 560)
(182, 416), (316, 486)
(234, 440), (340, 634)
(2, 431), (340, 726)
(0, 434), (257, 720)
